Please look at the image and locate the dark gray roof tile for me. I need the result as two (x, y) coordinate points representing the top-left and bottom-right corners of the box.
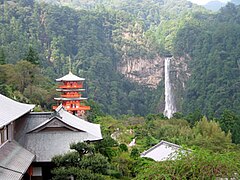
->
(0, 141), (35, 180)
(0, 94), (35, 127)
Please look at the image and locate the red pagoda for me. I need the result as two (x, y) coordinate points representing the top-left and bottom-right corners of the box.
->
(53, 71), (90, 117)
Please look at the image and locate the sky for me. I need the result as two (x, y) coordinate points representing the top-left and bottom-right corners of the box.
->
(189, 0), (231, 5)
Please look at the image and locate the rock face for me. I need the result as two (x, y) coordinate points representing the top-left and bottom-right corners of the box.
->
(118, 55), (190, 89)
(118, 54), (191, 112)
(170, 55), (191, 112)
(117, 55), (165, 89)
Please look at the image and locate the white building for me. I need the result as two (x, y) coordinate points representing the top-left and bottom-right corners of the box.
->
(141, 140), (189, 161)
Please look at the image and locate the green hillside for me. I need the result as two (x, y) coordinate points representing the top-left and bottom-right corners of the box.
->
(0, 0), (240, 119)
(174, 3), (240, 117)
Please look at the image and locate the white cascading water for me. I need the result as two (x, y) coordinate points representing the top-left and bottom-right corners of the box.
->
(164, 57), (176, 119)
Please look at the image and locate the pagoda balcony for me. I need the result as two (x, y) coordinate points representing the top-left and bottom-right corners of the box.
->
(61, 94), (81, 98)
(52, 105), (90, 111)
(59, 85), (83, 89)
(54, 97), (87, 101)
(66, 106), (91, 111)
(56, 88), (85, 92)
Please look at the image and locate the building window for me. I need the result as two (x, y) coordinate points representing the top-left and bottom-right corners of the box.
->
(32, 167), (42, 177)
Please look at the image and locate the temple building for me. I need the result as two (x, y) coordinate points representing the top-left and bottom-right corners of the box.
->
(0, 94), (102, 180)
(53, 71), (90, 117)
(141, 140), (191, 161)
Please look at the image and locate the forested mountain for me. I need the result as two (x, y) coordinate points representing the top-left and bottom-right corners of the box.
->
(0, 0), (240, 118)
(174, 3), (240, 117)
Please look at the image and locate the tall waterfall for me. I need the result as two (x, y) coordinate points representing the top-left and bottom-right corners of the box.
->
(164, 57), (176, 119)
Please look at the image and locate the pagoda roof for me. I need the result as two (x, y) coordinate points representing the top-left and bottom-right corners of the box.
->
(56, 72), (85, 82)
(0, 94), (35, 128)
(56, 89), (85, 92)
(54, 97), (87, 101)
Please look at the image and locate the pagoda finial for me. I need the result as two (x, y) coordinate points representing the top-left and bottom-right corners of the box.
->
(69, 55), (72, 73)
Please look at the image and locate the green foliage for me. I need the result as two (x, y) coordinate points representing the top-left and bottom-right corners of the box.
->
(52, 142), (112, 179)
(0, 48), (6, 65)
(25, 46), (39, 65)
(2, 0), (238, 118)
(70, 142), (95, 158)
(189, 117), (233, 152)
(119, 143), (128, 152)
(79, 153), (110, 175)
(130, 147), (140, 159)
(134, 149), (240, 180)
(51, 114), (240, 179)
(86, 100), (104, 122)
(218, 110), (240, 144)
(0, 0), (158, 115)
(0, 60), (56, 108)
(174, 4), (240, 117)
(52, 167), (105, 180)
(0, 0), (208, 116)
(94, 135), (119, 160)
(111, 152), (135, 178)
(185, 109), (203, 126)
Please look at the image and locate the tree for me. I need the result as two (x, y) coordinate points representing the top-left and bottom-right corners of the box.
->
(25, 46), (39, 65)
(94, 135), (119, 160)
(130, 148), (140, 159)
(0, 48), (6, 65)
(0, 64), (11, 96)
(219, 110), (240, 144)
(189, 117), (233, 152)
(7, 60), (40, 93)
(52, 142), (111, 179)
(70, 142), (95, 159)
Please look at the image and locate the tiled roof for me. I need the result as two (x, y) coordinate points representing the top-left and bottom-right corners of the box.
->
(56, 72), (85, 82)
(0, 141), (35, 180)
(25, 131), (99, 162)
(58, 106), (102, 139)
(0, 94), (35, 128)
(141, 140), (184, 161)
(15, 106), (102, 162)
(28, 105), (102, 140)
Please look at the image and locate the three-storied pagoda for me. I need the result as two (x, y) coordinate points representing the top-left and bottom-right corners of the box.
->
(53, 71), (90, 117)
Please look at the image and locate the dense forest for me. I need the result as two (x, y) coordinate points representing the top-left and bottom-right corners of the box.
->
(0, 0), (240, 116)
(1, 0), (240, 178)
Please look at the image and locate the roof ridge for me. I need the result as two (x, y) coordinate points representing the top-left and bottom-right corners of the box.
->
(141, 140), (181, 156)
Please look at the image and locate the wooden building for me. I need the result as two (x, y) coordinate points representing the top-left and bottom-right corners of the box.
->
(0, 94), (102, 180)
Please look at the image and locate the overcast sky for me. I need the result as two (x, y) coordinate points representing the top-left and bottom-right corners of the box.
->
(189, 0), (231, 5)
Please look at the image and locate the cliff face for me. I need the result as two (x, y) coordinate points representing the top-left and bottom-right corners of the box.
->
(118, 55), (191, 112)
(118, 55), (190, 89)
(117, 55), (164, 89)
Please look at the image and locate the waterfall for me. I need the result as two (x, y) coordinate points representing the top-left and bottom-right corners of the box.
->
(164, 57), (176, 119)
